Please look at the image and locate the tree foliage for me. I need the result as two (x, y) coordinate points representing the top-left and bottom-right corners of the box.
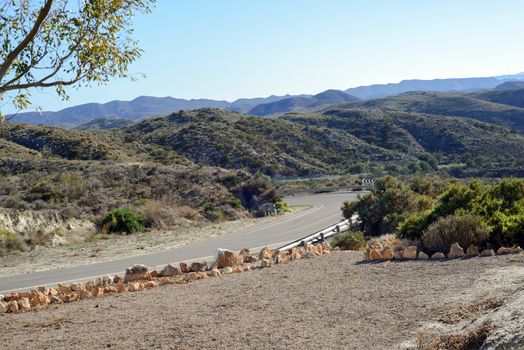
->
(0, 0), (155, 118)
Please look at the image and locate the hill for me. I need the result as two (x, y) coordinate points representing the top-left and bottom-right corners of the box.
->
(472, 87), (524, 109)
(248, 90), (359, 116)
(121, 108), (524, 177)
(73, 118), (135, 131)
(350, 91), (524, 134)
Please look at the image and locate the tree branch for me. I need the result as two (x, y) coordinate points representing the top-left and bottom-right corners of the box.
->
(0, 0), (54, 81)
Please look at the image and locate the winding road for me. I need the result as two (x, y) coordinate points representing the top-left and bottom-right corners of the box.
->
(0, 192), (357, 294)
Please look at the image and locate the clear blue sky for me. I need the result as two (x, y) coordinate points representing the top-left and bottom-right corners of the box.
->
(10, 0), (524, 112)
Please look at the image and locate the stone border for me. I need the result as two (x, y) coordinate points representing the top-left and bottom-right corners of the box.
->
(365, 242), (522, 262)
(0, 242), (333, 314)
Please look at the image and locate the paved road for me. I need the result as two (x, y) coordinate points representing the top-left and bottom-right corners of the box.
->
(0, 192), (357, 293)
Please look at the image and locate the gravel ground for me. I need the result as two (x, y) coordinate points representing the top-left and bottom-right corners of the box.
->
(1, 252), (523, 350)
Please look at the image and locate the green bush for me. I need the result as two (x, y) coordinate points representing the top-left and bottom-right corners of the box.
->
(202, 203), (223, 221)
(332, 231), (366, 251)
(0, 228), (27, 255)
(225, 196), (242, 209)
(99, 209), (144, 234)
(275, 201), (290, 214)
(421, 214), (489, 253)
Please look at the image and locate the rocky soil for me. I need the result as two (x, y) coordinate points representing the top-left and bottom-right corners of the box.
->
(0, 251), (522, 349)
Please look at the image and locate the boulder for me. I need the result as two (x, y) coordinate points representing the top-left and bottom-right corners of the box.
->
(184, 272), (197, 281)
(62, 293), (79, 303)
(102, 275), (113, 286)
(512, 246), (523, 254)
(113, 275), (123, 284)
(448, 243), (465, 259)
(6, 300), (19, 313)
(260, 258), (272, 268)
(403, 246), (418, 260)
(159, 277), (171, 286)
(0, 301), (7, 313)
(431, 252), (446, 259)
(58, 283), (71, 294)
(116, 283), (127, 292)
(70, 282), (85, 292)
(466, 244), (480, 257)
(84, 281), (95, 291)
(37, 287), (50, 295)
(393, 250), (404, 260)
(244, 254), (258, 263)
(159, 264), (181, 277)
(146, 281), (158, 288)
(48, 288), (59, 297)
(29, 291), (50, 307)
(382, 248), (394, 260)
(150, 270), (160, 278)
(480, 249), (496, 257)
(50, 296), (62, 304)
(418, 251), (430, 260)
(369, 249), (382, 261)
(208, 268), (221, 277)
(127, 283), (140, 292)
(221, 267), (233, 275)
(497, 247), (513, 255)
(91, 287), (104, 297)
(124, 264), (149, 283)
(314, 245), (323, 256)
(179, 262), (190, 273)
(104, 286), (118, 293)
(216, 249), (239, 268)
(17, 298), (31, 312)
(79, 290), (92, 299)
(259, 247), (272, 260)
(191, 261), (208, 272)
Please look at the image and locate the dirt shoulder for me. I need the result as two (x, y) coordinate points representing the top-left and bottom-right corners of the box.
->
(1, 252), (522, 349)
(0, 206), (310, 277)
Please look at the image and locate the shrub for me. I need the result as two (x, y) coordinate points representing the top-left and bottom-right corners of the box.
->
(275, 201), (290, 214)
(143, 201), (173, 230)
(99, 209), (144, 234)
(202, 203), (223, 221)
(0, 228), (27, 255)
(421, 214), (489, 253)
(332, 231), (366, 251)
(225, 196), (242, 209)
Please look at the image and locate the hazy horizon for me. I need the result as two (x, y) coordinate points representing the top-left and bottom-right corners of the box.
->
(4, 0), (524, 113)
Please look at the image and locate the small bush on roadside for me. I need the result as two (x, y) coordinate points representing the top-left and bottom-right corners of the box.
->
(202, 203), (223, 221)
(0, 228), (27, 255)
(275, 201), (290, 214)
(143, 201), (174, 230)
(99, 208), (144, 234)
(175, 206), (201, 221)
(332, 231), (366, 251)
(225, 196), (242, 209)
(421, 214), (489, 253)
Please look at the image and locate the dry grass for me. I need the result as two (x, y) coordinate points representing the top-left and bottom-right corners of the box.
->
(417, 323), (495, 350)
(439, 297), (505, 325)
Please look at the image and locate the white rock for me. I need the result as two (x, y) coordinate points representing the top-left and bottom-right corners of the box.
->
(448, 243), (465, 259)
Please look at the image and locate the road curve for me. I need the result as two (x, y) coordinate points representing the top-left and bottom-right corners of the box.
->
(0, 192), (357, 293)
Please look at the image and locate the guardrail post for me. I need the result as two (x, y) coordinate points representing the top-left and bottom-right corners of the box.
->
(320, 232), (325, 242)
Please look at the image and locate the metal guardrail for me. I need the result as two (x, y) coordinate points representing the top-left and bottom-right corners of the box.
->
(277, 213), (359, 251)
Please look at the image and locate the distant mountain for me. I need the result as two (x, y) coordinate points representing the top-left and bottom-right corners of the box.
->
(347, 91), (524, 134)
(73, 118), (135, 131)
(345, 77), (501, 100)
(494, 81), (524, 90)
(9, 95), (292, 129)
(8, 72), (524, 128)
(248, 90), (359, 116)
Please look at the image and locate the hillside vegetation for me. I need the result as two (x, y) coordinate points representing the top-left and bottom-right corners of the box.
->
(119, 108), (524, 177)
(349, 91), (524, 134)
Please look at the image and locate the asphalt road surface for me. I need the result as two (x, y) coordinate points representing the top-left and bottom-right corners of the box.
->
(0, 192), (358, 294)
